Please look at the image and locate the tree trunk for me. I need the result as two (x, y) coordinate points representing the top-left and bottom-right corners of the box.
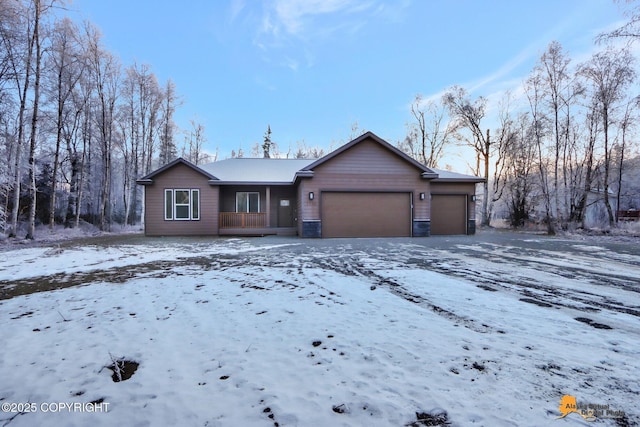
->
(8, 11), (36, 238)
(65, 153), (78, 227)
(481, 128), (491, 227)
(25, 0), (41, 240)
(602, 108), (615, 227)
(576, 152), (594, 228)
(50, 65), (65, 229)
(616, 138), (625, 224)
(75, 128), (87, 229)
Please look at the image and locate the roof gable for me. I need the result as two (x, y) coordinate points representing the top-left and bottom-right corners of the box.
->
(302, 131), (438, 179)
(136, 157), (219, 185)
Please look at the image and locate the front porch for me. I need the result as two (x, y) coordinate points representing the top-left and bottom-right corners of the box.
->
(218, 185), (298, 236)
(218, 212), (296, 236)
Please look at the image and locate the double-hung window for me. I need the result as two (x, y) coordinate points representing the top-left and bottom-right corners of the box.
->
(165, 189), (200, 220)
(236, 192), (260, 213)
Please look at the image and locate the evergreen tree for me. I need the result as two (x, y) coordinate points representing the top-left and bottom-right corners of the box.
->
(262, 125), (272, 158)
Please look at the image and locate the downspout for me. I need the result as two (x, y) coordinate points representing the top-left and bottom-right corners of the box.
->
(140, 185), (145, 231)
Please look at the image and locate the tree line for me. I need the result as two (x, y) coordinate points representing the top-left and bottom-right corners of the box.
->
(401, 29), (640, 233)
(0, 0), (338, 240)
(2, 0), (639, 239)
(0, 0), (209, 238)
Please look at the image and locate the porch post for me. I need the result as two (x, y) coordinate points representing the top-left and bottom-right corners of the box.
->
(266, 186), (271, 228)
(140, 185), (145, 229)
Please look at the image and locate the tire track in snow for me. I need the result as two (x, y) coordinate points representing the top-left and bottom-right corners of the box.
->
(308, 255), (496, 334)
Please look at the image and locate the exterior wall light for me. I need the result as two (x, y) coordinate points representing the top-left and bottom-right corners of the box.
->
(419, 192), (425, 200)
(470, 195), (477, 202)
(309, 192), (314, 200)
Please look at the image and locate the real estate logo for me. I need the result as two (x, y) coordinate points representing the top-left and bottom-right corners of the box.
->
(557, 395), (626, 422)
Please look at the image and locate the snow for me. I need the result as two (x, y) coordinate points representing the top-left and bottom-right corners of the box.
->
(0, 234), (639, 426)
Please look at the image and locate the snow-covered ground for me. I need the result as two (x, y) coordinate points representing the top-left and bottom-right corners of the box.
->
(0, 232), (638, 426)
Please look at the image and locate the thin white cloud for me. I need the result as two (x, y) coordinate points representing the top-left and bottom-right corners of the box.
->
(230, 0), (410, 73)
(417, 2), (630, 118)
(283, 56), (299, 71)
(271, 0), (374, 36)
(228, 0), (246, 23)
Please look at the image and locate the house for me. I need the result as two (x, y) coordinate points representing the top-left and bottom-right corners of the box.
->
(136, 132), (483, 238)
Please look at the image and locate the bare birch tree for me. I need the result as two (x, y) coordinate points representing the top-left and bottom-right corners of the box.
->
(573, 99), (601, 227)
(579, 47), (636, 226)
(538, 41), (573, 226)
(24, 0), (43, 240)
(158, 79), (179, 165)
(2, 0), (35, 237)
(406, 94), (456, 168)
(614, 97), (638, 221)
(85, 22), (120, 231)
(596, 0), (640, 44)
(525, 72), (556, 234)
(443, 86), (491, 226)
(183, 119), (206, 165)
(46, 17), (84, 229)
(63, 69), (91, 227)
(503, 113), (537, 227)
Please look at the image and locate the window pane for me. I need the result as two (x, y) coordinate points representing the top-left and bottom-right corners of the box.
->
(175, 205), (190, 219)
(191, 190), (199, 220)
(249, 193), (260, 212)
(236, 192), (248, 213)
(175, 190), (190, 204)
(165, 190), (173, 220)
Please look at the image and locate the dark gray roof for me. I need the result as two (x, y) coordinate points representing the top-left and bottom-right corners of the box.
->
(199, 158), (316, 184)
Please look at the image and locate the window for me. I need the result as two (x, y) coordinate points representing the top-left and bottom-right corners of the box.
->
(236, 192), (260, 213)
(165, 189), (200, 220)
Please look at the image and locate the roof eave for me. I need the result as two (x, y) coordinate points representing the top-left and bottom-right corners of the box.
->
(295, 170), (314, 178)
(432, 177), (486, 183)
(138, 157), (220, 182)
(212, 181), (295, 186)
(421, 172), (439, 179)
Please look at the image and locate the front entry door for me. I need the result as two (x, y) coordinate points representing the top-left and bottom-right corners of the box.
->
(278, 199), (294, 227)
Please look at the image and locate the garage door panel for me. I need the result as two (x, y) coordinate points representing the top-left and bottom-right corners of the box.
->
(431, 195), (467, 235)
(322, 192), (411, 238)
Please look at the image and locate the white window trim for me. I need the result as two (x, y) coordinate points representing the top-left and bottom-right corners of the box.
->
(235, 191), (260, 213)
(191, 189), (200, 220)
(174, 189), (191, 221)
(164, 188), (200, 221)
(164, 189), (173, 220)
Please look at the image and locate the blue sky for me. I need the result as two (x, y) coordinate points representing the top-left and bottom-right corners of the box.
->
(65, 0), (627, 169)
